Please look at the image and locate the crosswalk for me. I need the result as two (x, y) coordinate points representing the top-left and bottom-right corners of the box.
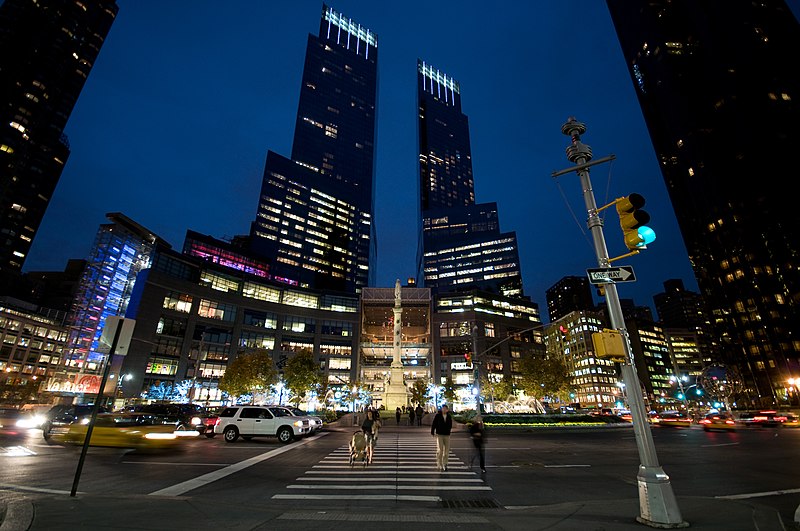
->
(272, 432), (491, 503)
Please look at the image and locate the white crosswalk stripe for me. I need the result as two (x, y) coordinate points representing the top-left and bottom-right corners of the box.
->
(271, 432), (491, 502)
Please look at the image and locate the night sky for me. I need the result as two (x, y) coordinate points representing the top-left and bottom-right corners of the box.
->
(24, 1), (797, 320)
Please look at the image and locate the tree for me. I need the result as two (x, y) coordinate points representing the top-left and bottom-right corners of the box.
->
(410, 378), (428, 406)
(219, 349), (278, 403)
(479, 374), (514, 405)
(442, 376), (457, 407)
(283, 350), (321, 407)
(518, 354), (572, 401)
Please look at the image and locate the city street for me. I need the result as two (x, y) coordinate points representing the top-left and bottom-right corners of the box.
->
(1, 422), (799, 529)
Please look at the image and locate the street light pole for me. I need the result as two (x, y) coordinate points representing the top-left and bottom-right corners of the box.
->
(557, 118), (686, 528)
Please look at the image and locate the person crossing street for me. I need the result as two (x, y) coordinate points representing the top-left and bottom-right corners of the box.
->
(430, 404), (453, 471)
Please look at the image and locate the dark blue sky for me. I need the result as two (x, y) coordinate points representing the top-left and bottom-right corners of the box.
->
(27, 1), (794, 320)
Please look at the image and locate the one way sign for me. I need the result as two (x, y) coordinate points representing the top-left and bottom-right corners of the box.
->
(586, 266), (637, 285)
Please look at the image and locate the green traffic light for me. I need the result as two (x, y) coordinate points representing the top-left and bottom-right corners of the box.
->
(638, 226), (656, 246)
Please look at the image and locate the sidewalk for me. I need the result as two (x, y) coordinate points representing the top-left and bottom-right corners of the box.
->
(1, 420), (794, 530)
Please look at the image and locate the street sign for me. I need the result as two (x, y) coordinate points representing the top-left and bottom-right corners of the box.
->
(586, 266), (636, 285)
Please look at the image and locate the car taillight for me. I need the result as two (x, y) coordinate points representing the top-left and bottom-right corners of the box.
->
(725, 420), (735, 425)
(214, 418), (221, 426)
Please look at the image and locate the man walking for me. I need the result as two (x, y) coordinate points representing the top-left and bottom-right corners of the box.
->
(430, 404), (453, 471)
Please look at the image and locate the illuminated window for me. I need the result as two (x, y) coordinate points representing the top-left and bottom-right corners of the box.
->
(163, 292), (192, 313)
(282, 316), (315, 333)
(198, 299), (236, 322)
(242, 282), (281, 303)
(283, 290), (319, 309)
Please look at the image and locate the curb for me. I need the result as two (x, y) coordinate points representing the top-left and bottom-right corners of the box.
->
(0, 499), (33, 531)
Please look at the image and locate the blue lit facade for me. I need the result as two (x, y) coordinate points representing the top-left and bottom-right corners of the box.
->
(416, 61), (524, 297)
(250, 5), (378, 293)
(64, 214), (167, 376)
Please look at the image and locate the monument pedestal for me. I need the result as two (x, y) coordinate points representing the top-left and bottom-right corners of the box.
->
(383, 365), (409, 411)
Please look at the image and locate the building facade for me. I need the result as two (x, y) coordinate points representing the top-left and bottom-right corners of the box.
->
(432, 290), (545, 410)
(607, 0), (800, 405)
(117, 243), (361, 404)
(0, 0), (118, 284)
(416, 61), (524, 297)
(46, 213), (167, 396)
(358, 286), (431, 409)
(249, 5), (378, 293)
(546, 275), (596, 322)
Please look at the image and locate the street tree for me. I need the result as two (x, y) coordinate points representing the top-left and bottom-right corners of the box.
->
(410, 377), (428, 406)
(518, 354), (572, 402)
(283, 350), (320, 406)
(219, 349), (277, 403)
(442, 376), (457, 407)
(480, 374), (515, 406)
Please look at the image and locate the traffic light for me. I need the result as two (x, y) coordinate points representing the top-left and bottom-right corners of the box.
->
(615, 193), (656, 250)
(464, 352), (472, 364)
(558, 325), (571, 341)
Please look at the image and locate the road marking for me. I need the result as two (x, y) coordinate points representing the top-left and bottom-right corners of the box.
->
(276, 510), (488, 523)
(123, 461), (229, 466)
(148, 432), (329, 497)
(716, 487), (800, 500)
(543, 464), (591, 468)
(273, 494), (441, 502)
(305, 470), (476, 475)
(701, 442), (740, 448)
(0, 483), (72, 495)
(296, 477), (484, 482)
(287, 484), (491, 490)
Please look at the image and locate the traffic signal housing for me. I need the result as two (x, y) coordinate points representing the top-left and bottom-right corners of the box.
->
(615, 193), (656, 250)
(592, 329), (627, 363)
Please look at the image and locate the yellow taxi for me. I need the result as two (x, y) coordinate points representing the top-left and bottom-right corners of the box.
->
(652, 411), (692, 427)
(47, 413), (181, 451)
(698, 411), (737, 431)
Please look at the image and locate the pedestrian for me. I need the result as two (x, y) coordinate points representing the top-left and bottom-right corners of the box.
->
(361, 410), (376, 464)
(469, 415), (486, 473)
(430, 404), (453, 471)
(415, 404), (424, 426)
(409, 407), (416, 426)
(396, 406), (402, 425)
(371, 408), (381, 446)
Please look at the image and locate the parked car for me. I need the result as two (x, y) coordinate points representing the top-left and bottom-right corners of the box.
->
(213, 405), (311, 443)
(42, 404), (110, 440)
(269, 405), (323, 434)
(121, 403), (206, 435)
(200, 406), (225, 438)
(46, 412), (181, 451)
(698, 412), (736, 431)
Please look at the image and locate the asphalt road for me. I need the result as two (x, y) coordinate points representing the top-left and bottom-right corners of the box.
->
(1, 423), (798, 527)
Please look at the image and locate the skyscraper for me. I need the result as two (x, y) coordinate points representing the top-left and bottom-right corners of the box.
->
(416, 60), (523, 297)
(0, 0), (118, 285)
(607, 0), (800, 406)
(250, 5), (378, 293)
(546, 276), (595, 322)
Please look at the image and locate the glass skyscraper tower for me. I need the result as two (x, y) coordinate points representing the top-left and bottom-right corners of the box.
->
(0, 0), (118, 286)
(416, 60), (523, 297)
(606, 0), (800, 405)
(250, 5), (378, 294)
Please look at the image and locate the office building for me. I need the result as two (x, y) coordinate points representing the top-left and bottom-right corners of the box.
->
(0, 0), (118, 285)
(46, 213), (167, 396)
(607, 0), (800, 405)
(546, 276), (595, 322)
(249, 5), (378, 293)
(416, 61), (524, 297)
(117, 243), (361, 403)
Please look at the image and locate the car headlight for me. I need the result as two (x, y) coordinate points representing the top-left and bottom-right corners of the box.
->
(293, 420), (303, 427)
(191, 416), (202, 425)
(80, 418), (90, 425)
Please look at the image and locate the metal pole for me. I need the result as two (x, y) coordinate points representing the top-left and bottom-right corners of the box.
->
(71, 319), (124, 497)
(472, 325), (481, 413)
(559, 118), (686, 528)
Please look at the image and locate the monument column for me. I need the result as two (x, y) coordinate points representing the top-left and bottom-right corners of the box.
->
(384, 279), (410, 410)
